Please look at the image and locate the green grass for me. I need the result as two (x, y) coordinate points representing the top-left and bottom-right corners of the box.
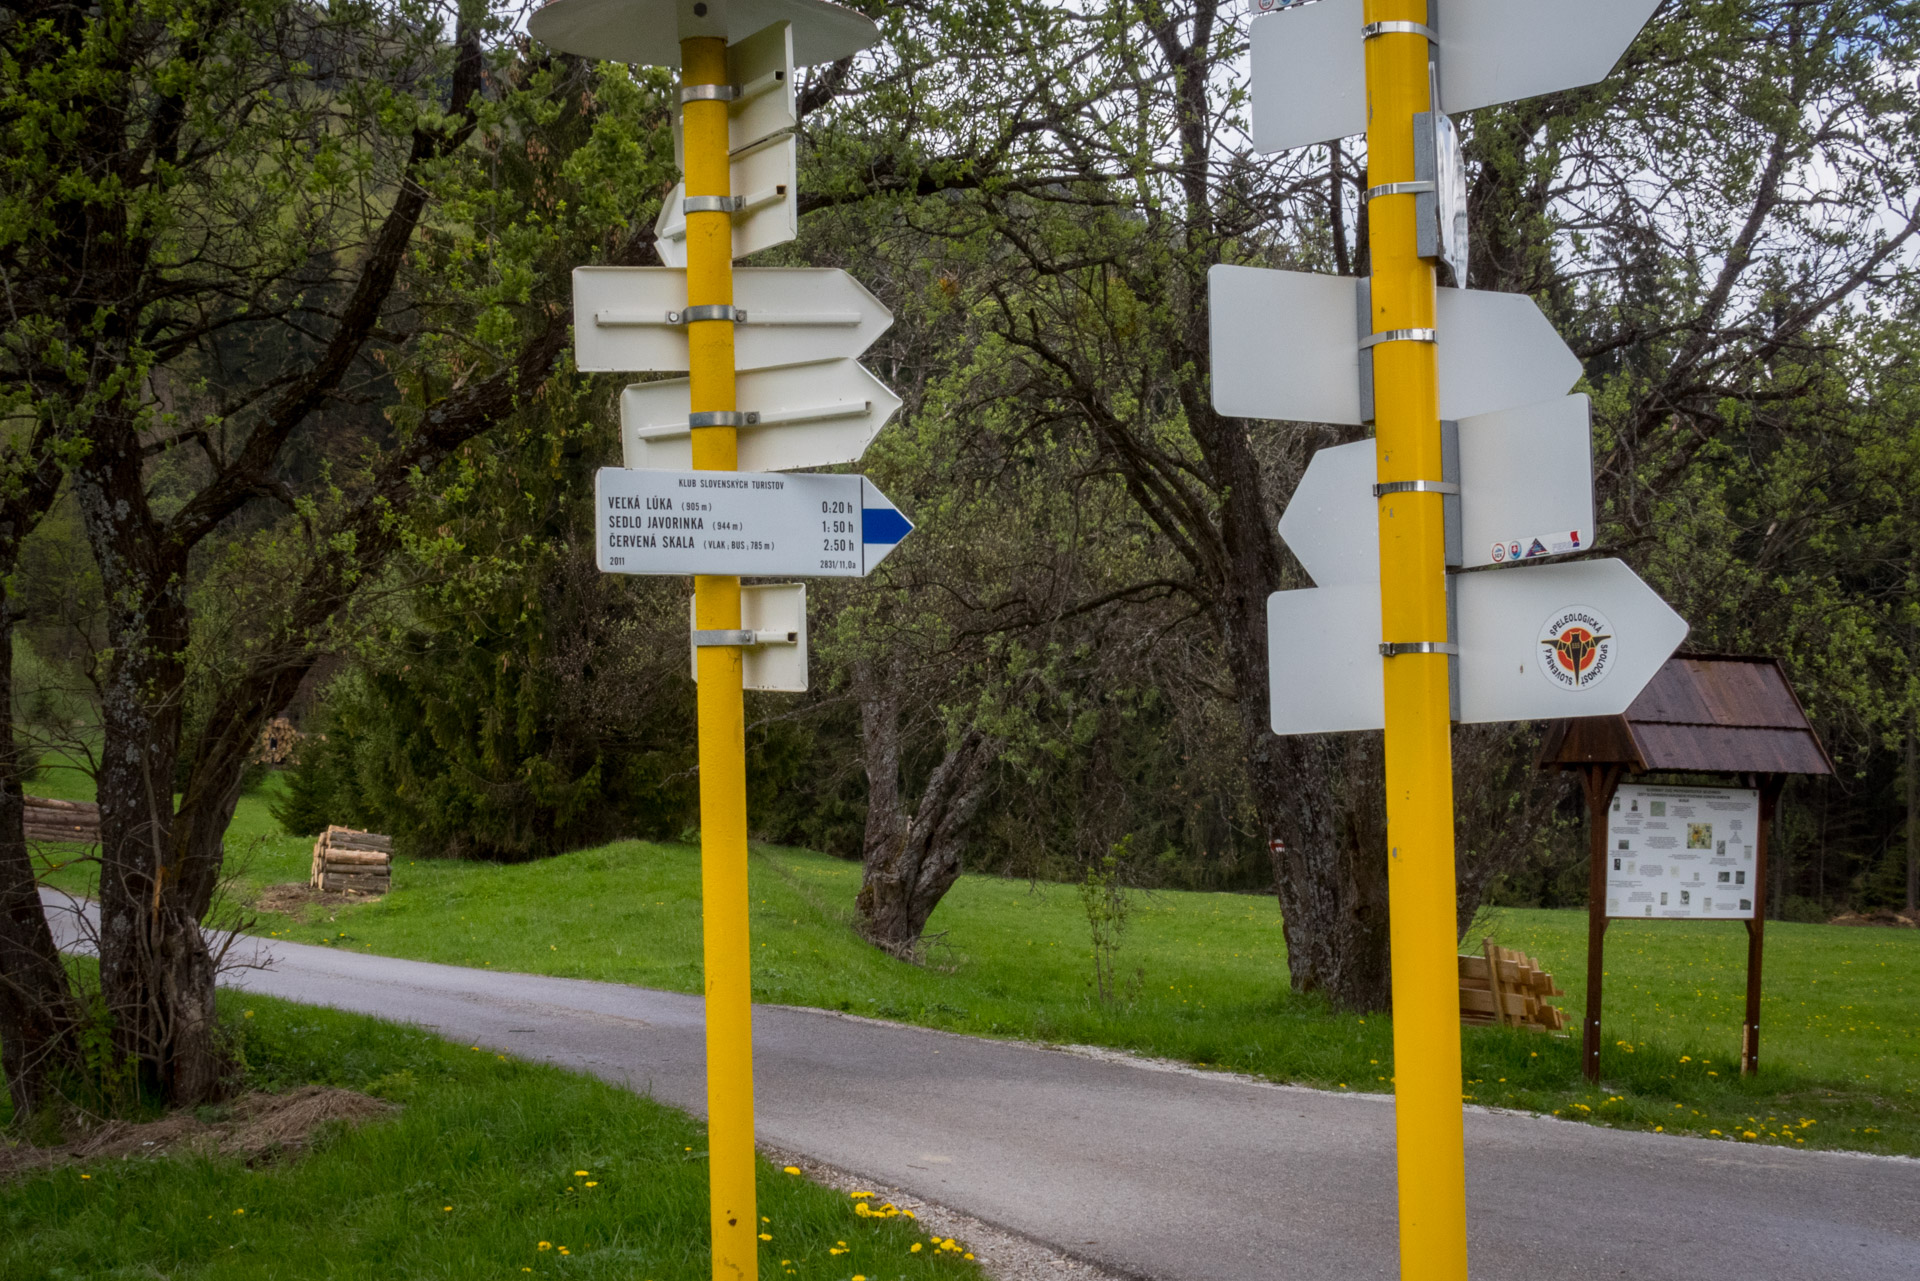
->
(0, 992), (985, 1281)
(35, 776), (1920, 1159)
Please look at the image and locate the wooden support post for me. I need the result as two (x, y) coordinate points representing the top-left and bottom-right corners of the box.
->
(1581, 763), (1623, 1084)
(1742, 775), (1782, 1076)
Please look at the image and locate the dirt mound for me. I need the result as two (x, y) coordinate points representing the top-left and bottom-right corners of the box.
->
(1828, 908), (1918, 929)
(0, 1086), (397, 1180)
(254, 882), (376, 919)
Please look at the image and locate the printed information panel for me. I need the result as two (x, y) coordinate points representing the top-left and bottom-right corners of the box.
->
(1605, 783), (1760, 919)
(594, 467), (910, 579)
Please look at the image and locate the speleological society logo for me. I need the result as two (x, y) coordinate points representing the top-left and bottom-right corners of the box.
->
(1538, 605), (1615, 691)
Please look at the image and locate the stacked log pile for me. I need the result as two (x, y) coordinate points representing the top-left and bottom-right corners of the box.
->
(1459, 938), (1569, 1034)
(23, 796), (100, 844)
(310, 826), (393, 896)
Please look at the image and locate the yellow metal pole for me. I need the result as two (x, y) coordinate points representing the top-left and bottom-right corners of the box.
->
(1363, 1), (1469, 1279)
(681, 35), (757, 1281)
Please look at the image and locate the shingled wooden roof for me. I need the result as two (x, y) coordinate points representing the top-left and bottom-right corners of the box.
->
(1537, 654), (1833, 777)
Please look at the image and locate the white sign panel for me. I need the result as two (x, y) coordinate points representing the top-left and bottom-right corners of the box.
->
(1277, 437), (1376, 586)
(622, 358), (901, 471)
(1605, 784), (1761, 920)
(529, 0), (879, 69)
(654, 132), (796, 267)
(1452, 558), (1687, 723)
(1209, 266), (1582, 426)
(594, 467), (911, 578)
(1276, 397), (1594, 580)
(573, 267), (892, 373)
(1250, 0), (1663, 153)
(672, 21), (795, 164)
(1266, 558), (1687, 733)
(1268, 584), (1385, 735)
(691, 582), (810, 692)
(1458, 395), (1594, 569)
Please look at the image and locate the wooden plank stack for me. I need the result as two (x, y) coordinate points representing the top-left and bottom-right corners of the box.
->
(23, 796), (100, 844)
(309, 826), (393, 896)
(1459, 938), (1569, 1034)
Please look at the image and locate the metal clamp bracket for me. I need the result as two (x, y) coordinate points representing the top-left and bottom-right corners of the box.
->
(1379, 641), (1458, 657)
(1358, 327), (1437, 349)
(1364, 180), (1435, 201)
(1373, 479), (1459, 497)
(683, 194), (742, 214)
(687, 410), (762, 429)
(693, 628), (800, 648)
(668, 304), (744, 325)
(1362, 20), (1438, 40)
(679, 84), (737, 103)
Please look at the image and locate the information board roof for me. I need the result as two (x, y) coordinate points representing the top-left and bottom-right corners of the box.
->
(1538, 654), (1833, 776)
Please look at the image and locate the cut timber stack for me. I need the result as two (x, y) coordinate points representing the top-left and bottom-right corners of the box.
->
(310, 826), (393, 896)
(1459, 938), (1569, 1034)
(23, 796), (100, 844)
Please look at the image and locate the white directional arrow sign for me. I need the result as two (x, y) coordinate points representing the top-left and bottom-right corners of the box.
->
(1210, 266), (1583, 425)
(573, 267), (892, 373)
(654, 131), (796, 267)
(1250, 0), (1665, 154)
(1268, 560), (1686, 733)
(671, 21), (796, 164)
(595, 467), (911, 578)
(529, 0), (877, 68)
(1456, 395), (1594, 568)
(1277, 397), (1594, 577)
(1268, 401), (1665, 733)
(1453, 559), (1687, 723)
(622, 358), (900, 471)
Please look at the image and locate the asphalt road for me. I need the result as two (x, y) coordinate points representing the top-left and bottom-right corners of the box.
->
(40, 890), (1920, 1281)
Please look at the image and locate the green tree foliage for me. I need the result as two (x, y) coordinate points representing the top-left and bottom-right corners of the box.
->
(0, 0), (674, 1109)
(273, 401), (700, 860)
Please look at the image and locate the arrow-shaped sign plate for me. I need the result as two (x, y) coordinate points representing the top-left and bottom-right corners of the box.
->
(671, 21), (795, 163)
(1210, 266), (1582, 426)
(1453, 558), (1688, 722)
(1267, 558), (1686, 732)
(622, 358), (901, 471)
(528, 0), (878, 69)
(654, 132), (796, 267)
(574, 267), (893, 373)
(1457, 395), (1594, 568)
(595, 467), (911, 578)
(1250, 0), (1663, 154)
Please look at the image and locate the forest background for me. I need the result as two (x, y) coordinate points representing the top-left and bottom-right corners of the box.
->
(2, 0), (1918, 1115)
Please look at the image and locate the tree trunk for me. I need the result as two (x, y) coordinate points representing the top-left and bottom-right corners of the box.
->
(0, 422), (85, 1123)
(1907, 721), (1917, 913)
(73, 449), (227, 1106)
(1179, 281), (1394, 1012)
(853, 659), (999, 958)
(0, 618), (85, 1123)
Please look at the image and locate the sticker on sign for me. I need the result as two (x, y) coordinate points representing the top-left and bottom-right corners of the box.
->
(595, 467), (911, 579)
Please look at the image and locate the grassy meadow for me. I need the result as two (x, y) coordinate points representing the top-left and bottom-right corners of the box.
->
(31, 772), (1920, 1159)
(0, 991), (983, 1281)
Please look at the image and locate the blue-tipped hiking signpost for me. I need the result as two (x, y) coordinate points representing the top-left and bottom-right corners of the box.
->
(594, 466), (911, 579)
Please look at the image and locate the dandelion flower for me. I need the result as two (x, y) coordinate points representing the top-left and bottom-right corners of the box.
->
(443, 1206), (452, 1212)
(758, 1233), (773, 1241)
(539, 1242), (553, 1251)
(233, 1208), (245, 1216)
(783, 1166), (801, 1175)
(910, 1243), (923, 1253)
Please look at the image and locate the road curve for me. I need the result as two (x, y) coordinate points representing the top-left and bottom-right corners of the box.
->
(39, 890), (1920, 1281)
